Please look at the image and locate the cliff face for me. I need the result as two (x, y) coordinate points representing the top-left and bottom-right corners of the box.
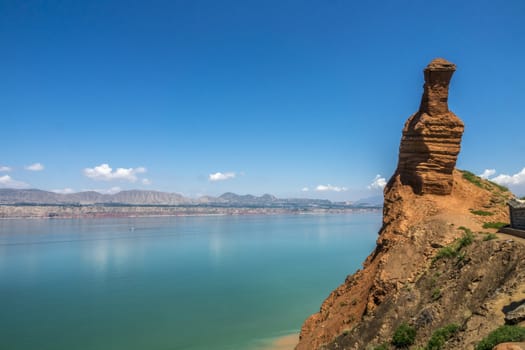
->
(297, 59), (520, 350)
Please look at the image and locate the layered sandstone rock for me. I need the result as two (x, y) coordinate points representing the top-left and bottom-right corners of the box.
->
(396, 58), (464, 195)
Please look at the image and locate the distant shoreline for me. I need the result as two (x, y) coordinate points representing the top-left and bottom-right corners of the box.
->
(0, 204), (381, 219)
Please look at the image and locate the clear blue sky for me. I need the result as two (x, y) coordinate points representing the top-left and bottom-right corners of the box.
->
(1, 0), (524, 200)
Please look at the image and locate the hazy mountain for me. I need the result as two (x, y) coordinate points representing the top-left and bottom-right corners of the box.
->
(110, 190), (189, 205)
(0, 188), (381, 208)
(217, 192), (278, 205)
(0, 189), (66, 204)
(352, 195), (384, 207)
(0, 189), (191, 205)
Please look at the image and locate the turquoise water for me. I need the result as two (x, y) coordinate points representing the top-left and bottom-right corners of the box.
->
(0, 213), (380, 350)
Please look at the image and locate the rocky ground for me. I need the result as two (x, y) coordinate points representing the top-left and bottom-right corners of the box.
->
(297, 171), (521, 350)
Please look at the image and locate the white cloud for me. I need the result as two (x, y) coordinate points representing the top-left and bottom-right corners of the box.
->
(142, 178), (152, 185)
(301, 187), (309, 192)
(476, 167), (525, 196)
(25, 163), (44, 171)
(52, 188), (75, 194)
(491, 168), (525, 186)
(84, 164), (146, 182)
(0, 166), (12, 172)
(209, 172), (236, 182)
(315, 184), (348, 192)
(368, 175), (387, 190)
(478, 169), (496, 179)
(0, 175), (30, 189)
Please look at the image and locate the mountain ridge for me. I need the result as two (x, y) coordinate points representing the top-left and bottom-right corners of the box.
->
(0, 188), (376, 208)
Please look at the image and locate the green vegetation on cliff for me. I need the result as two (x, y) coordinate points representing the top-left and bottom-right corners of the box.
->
(433, 229), (474, 262)
(425, 323), (460, 350)
(392, 322), (416, 348)
(470, 209), (494, 216)
(475, 325), (525, 350)
(482, 222), (508, 229)
(460, 170), (509, 192)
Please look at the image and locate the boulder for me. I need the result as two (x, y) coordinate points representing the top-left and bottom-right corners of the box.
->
(505, 303), (525, 325)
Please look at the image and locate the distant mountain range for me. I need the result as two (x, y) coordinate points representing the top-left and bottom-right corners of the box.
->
(0, 189), (382, 208)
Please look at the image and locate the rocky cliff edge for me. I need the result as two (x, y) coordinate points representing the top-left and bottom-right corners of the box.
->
(297, 59), (522, 349)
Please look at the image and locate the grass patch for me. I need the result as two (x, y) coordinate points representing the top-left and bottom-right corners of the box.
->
(431, 287), (442, 301)
(488, 180), (509, 192)
(460, 170), (508, 192)
(482, 222), (507, 229)
(470, 210), (494, 216)
(435, 246), (457, 259)
(373, 343), (389, 350)
(433, 230), (474, 262)
(461, 170), (483, 188)
(392, 322), (416, 348)
(457, 231), (474, 249)
(475, 325), (525, 350)
(483, 233), (498, 241)
(426, 323), (460, 350)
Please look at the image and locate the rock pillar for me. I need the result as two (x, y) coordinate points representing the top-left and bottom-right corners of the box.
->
(395, 58), (464, 195)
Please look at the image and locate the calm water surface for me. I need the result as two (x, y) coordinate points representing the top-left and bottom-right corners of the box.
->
(0, 213), (380, 350)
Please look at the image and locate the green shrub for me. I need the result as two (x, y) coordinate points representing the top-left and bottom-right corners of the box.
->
(483, 233), (497, 241)
(470, 210), (494, 216)
(457, 231), (474, 249)
(435, 246), (457, 260)
(457, 250), (467, 262)
(373, 343), (389, 350)
(392, 322), (416, 348)
(475, 325), (525, 350)
(426, 323), (459, 350)
(431, 287), (441, 301)
(458, 226), (473, 235)
(461, 170), (483, 188)
(482, 222), (507, 229)
(433, 231), (474, 262)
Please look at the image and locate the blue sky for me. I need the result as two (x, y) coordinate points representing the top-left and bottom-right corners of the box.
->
(1, 0), (524, 200)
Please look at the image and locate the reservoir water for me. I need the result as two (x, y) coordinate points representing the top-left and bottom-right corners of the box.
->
(0, 213), (380, 350)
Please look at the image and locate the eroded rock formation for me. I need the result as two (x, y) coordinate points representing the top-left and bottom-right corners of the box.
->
(396, 58), (464, 195)
(296, 59), (520, 350)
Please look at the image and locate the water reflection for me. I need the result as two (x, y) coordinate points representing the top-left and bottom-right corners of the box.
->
(0, 214), (381, 350)
(209, 233), (224, 262)
(90, 239), (110, 275)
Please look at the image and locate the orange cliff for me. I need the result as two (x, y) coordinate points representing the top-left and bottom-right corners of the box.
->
(296, 59), (516, 350)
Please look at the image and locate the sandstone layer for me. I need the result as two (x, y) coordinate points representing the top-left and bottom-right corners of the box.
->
(396, 58), (464, 195)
